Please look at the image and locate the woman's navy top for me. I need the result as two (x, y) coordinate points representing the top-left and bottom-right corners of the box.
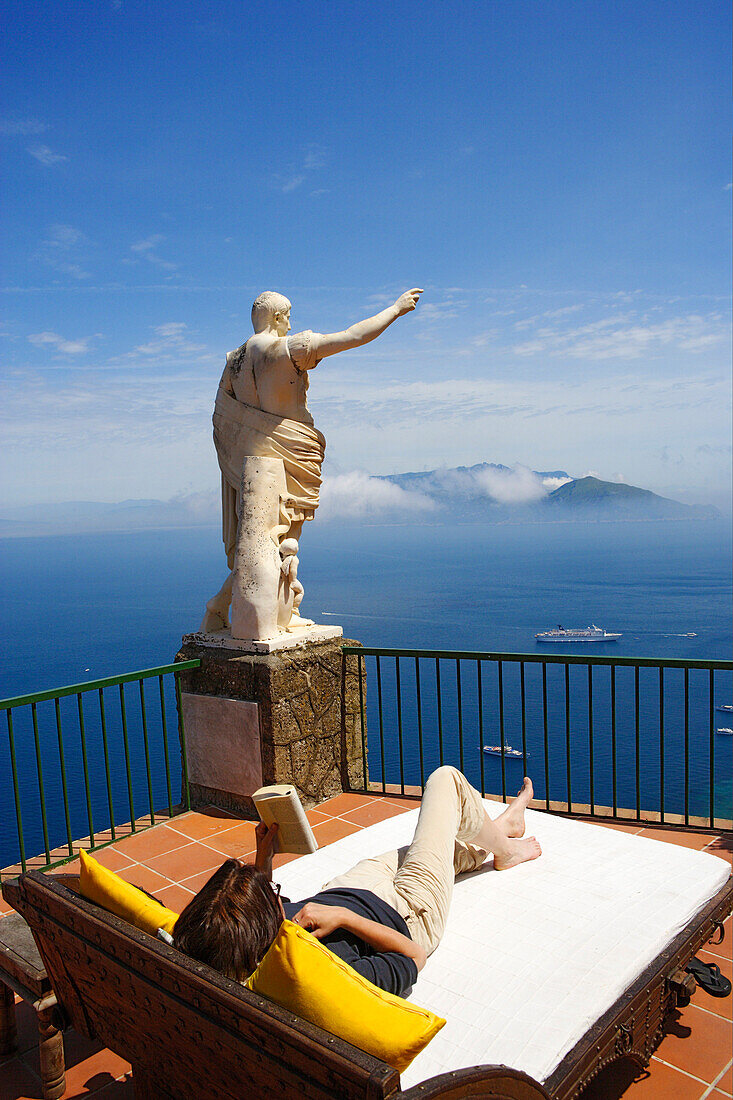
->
(282, 887), (417, 997)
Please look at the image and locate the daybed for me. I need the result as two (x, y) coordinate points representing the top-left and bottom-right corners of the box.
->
(4, 803), (731, 1099)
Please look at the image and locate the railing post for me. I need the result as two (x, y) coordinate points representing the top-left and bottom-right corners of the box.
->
(30, 703), (50, 864)
(376, 656), (385, 793)
(659, 667), (665, 825)
(158, 675), (174, 817)
(174, 672), (191, 813)
(395, 657), (405, 795)
(98, 689), (116, 841)
(477, 661), (485, 797)
(704, 664), (708, 827)
(415, 657), (425, 791)
(542, 663), (549, 811)
(498, 661), (507, 802)
(6, 710), (26, 873)
(77, 695), (95, 847)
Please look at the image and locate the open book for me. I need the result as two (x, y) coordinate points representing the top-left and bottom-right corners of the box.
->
(252, 784), (318, 855)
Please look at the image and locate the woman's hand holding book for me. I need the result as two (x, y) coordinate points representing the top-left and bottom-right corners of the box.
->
(254, 821), (279, 878)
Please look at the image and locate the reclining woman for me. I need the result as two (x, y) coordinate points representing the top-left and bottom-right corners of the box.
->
(173, 767), (541, 998)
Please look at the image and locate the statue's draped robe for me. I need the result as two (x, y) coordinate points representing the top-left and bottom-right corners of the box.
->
(213, 385), (326, 569)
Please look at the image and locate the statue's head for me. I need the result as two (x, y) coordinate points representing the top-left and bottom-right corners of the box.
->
(251, 292), (292, 336)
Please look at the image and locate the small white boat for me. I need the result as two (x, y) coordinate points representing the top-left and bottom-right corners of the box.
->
(535, 624), (621, 643)
(483, 744), (528, 758)
(716, 727), (733, 736)
(716, 704), (733, 714)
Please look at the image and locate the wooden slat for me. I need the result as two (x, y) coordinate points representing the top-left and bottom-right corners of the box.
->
(0, 911), (49, 995)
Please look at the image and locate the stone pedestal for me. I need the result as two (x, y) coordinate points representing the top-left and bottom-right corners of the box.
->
(174, 636), (365, 816)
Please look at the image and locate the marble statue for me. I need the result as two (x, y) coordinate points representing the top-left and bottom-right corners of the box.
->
(202, 287), (423, 641)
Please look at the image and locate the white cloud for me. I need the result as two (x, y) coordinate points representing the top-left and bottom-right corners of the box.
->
(129, 234), (177, 271)
(473, 465), (547, 503)
(27, 331), (91, 355)
(131, 234), (165, 253)
(124, 321), (207, 359)
(27, 144), (67, 166)
(512, 313), (727, 360)
(280, 174), (305, 193)
(0, 118), (46, 135)
(36, 224), (91, 279)
(303, 145), (326, 171)
(318, 471), (436, 521)
(417, 301), (462, 322)
(541, 475), (573, 492)
(422, 464), (555, 504)
(48, 225), (84, 247)
(155, 322), (188, 338)
(277, 144), (327, 193)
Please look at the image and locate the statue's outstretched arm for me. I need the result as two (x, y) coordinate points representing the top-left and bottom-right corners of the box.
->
(311, 288), (423, 359)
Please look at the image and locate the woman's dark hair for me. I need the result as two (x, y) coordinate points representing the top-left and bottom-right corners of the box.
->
(173, 860), (282, 982)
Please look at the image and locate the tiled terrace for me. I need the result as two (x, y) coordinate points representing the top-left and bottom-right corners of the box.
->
(1, 795), (731, 1100)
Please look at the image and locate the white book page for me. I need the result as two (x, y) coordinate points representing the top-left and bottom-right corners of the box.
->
(252, 785), (318, 855)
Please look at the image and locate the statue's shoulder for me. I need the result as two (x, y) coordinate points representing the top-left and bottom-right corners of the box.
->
(287, 329), (321, 372)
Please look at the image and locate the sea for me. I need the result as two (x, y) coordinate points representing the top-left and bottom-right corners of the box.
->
(1, 518), (731, 869)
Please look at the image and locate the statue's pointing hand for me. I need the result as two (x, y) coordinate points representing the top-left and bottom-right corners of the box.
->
(394, 288), (424, 315)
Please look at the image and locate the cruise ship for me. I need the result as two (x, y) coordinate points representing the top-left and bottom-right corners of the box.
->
(535, 624), (622, 643)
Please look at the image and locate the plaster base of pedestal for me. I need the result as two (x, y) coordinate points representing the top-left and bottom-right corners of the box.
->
(183, 624), (343, 654)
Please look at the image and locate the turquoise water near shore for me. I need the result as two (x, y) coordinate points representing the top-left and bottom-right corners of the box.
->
(1, 518), (731, 867)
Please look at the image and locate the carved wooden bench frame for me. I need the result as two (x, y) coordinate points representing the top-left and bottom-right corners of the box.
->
(3, 871), (731, 1099)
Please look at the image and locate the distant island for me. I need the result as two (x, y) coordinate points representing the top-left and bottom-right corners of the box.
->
(381, 463), (718, 523)
(0, 463), (719, 537)
(542, 475), (717, 520)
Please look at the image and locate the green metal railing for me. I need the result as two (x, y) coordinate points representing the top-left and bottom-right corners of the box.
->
(0, 661), (200, 878)
(344, 647), (733, 829)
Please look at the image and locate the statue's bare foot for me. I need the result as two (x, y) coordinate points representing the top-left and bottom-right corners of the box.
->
(493, 835), (542, 871)
(495, 777), (533, 838)
(200, 606), (230, 633)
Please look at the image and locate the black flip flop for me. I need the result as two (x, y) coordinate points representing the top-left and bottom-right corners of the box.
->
(686, 956), (732, 998)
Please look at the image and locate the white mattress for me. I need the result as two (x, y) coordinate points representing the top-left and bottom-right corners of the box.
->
(275, 803), (729, 1087)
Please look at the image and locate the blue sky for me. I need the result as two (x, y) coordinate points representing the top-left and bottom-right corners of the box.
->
(2, 0), (730, 512)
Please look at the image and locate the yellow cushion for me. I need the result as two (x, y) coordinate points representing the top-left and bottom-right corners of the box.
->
(78, 849), (178, 936)
(245, 919), (444, 1072)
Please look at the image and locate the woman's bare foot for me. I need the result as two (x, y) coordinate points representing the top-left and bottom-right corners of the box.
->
(496, 777), (534, 838)
(493, 835), (542, 870)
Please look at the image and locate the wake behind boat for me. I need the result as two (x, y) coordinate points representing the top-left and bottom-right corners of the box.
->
(535, 624), (622, 643)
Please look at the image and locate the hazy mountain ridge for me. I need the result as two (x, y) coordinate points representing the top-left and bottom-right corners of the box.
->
(0, 465), (718, 538)
(382, 464), (718, 521)
(382, 462), (572, 505)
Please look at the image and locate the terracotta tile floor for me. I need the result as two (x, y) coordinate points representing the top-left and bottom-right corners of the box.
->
(0, 798), (731, 1099)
